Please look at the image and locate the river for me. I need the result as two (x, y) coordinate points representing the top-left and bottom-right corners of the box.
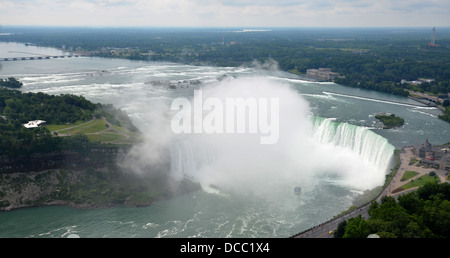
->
(0, 42), (448, 238)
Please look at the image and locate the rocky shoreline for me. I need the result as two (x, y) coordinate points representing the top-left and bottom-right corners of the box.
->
(0, 165), (201, 212)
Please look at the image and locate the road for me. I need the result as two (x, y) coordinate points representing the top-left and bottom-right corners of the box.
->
(291, 203), (370, 238)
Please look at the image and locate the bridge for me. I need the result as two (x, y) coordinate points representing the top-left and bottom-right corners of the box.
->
(0, 55), (81, 61)
(0, 51), (85, 61)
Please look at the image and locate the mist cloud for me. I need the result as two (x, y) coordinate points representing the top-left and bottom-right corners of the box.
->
(121, 75), (388, 195)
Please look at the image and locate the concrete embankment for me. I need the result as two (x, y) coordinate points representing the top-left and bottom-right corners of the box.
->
(408, 96), (445, 112)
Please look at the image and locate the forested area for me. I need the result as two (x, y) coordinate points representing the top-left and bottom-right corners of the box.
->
(0, 87), (136, 156)
(440, 106), (450, 122)
(335, 182), (450, 238)
(0, 77), (23, 89)
(1, 26), (450, 120)
(2, 27), (449, 94)
(0, 87), (95, 124)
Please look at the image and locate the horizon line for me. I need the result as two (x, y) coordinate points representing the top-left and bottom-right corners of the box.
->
(1, 25), (449, 29)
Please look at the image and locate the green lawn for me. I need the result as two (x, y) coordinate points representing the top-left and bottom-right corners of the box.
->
(112, 125), (138, 136)
(400, 171), (419, 181)
(56, 119), (106, 135)
(45, 120), (88, 132)
(87, 132), (127, 142)
(398, 174), (441, 191)
(409, 157), (419, 165)
(46, 118), (140, 144)
(76, 119), (108, 134)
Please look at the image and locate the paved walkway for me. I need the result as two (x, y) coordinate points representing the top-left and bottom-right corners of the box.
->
(382, 147), (447, 199)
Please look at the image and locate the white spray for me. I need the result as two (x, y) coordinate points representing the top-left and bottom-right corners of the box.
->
(167, 76), (394, 193)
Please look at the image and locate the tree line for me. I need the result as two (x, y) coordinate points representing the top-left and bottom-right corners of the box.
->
(0, 77), (23, 89)
(0, 87), (96, 124)
(2, 27), (449, 121)
(3, 28), (449, 90)
(334, 182), (450, 238)
(0, 86), (137, 156)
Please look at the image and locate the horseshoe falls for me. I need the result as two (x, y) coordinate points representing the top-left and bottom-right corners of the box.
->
(169, 115), (395, 194)
(312, 116), (395, 173)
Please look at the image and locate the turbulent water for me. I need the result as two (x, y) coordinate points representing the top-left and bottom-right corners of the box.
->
(312, 117), (395, 175)
(0, 42), (449, 238)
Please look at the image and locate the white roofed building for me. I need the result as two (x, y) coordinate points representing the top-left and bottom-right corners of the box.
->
(23, 120), (46, 129)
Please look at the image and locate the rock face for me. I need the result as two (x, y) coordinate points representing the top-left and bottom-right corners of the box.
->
(0, 167), (200, 211)
(0, 148), (121, 211)
(0, 148), (121, 174)
(0, 169), (77, 211)
(0, 148), (201, 211)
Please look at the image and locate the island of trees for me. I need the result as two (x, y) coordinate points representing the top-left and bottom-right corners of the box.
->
(375, 113), (405, 129)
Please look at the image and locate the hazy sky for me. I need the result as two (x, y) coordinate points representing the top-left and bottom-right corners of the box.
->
(1, 0), (449, 27)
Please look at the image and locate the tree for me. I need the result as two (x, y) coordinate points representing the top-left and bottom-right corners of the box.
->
(334, 220), (347, 238)
(398, 192), (423, 215)
(443, 99), (449, 107)
(343, 215), (369, 238)
(421, 195), (450, 237)
(0, 77), (23, 88)
(347, 183), (450, 237)
(417, 182), (450, 201)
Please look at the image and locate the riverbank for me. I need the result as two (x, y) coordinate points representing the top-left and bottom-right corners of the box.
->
(408, 95), (445, 112)
(0, 164), (201, 211)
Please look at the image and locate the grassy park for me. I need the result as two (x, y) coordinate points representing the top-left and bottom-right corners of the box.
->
(393, 172), (441, 193)
(46, 117), (140, 144)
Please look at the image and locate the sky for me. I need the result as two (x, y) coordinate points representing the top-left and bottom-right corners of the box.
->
(1, 0), (449, 27)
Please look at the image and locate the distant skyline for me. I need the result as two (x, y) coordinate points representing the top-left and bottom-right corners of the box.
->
(1, 0), (449, 28)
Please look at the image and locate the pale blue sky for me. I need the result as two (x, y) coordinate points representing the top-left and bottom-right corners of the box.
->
(1, 0), (449, 27)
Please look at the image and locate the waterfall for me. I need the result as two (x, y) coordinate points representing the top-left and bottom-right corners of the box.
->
(170, 140), (197, 180)
(169, 116), (395, 191)
(169, 137), (218, 181)
(166, 77), (396, 191)
(311, 116), (395, 174)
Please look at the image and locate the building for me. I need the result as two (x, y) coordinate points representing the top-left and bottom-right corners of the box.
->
(413, 139), (450, 172)
(414, 139), (435, 159)
(306, 68), (340, 81)
(23, 120), (46, 129)
(439, 148), (450, 171)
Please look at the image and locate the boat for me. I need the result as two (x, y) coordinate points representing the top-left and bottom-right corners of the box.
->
(294, 186), (302, 194)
